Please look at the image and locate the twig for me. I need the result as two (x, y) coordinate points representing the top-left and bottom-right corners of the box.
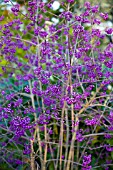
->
(66, 84), (103, 170)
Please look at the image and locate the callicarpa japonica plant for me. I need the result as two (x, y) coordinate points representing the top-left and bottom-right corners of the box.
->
(0, 0), (113, 169)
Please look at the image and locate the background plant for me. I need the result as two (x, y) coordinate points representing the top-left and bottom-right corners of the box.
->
(0, 0), (113, 170)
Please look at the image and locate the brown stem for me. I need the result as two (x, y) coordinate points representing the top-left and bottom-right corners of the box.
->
(43, 124), (47, 170)
(48, 133), (56, 168)
(59, 101), (66, 170)
(66, 85), (103, 170)
(30, 140), (35, 170)
(70, 70), (75, 170)
(64, 108), (69, 170)
(76, 139), (80, 170)
(66, 116), (79, 170)
(55, 76), (69, 170)
(29, 80), (43, 169)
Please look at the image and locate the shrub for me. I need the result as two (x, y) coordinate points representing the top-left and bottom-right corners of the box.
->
(0, 0), (113, 170)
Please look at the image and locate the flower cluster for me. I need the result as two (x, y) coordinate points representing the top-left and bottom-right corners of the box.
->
(82, 154), (92, 170)
(10, 116), (32, 137)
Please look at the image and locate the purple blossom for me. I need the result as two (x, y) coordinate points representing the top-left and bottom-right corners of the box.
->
(105, 28), (113, 34)
(67, 0), (74, 3)
(4, 0), (9, 2)
(82, 154), (92, 170)
(76, 132), (84, 142)
(100, 13), (108, 20)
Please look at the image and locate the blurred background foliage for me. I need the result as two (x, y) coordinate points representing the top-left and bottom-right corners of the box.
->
(0, 0), (113, 24)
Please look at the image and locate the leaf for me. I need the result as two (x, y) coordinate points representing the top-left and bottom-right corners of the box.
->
(48, 162), (54, 170)
(3, 10), (9, 17)
(0, 59), (9, 66)
(53, 121), (58, 135)
(69, 28), (73, 35)
(111, 151), (113, 160)
(106, 139), (113, 145)
(41, 63), (46, 70)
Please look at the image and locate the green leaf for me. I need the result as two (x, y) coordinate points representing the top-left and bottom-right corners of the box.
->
(41, 63), (46, 70)
(69, 28), (73, 35)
